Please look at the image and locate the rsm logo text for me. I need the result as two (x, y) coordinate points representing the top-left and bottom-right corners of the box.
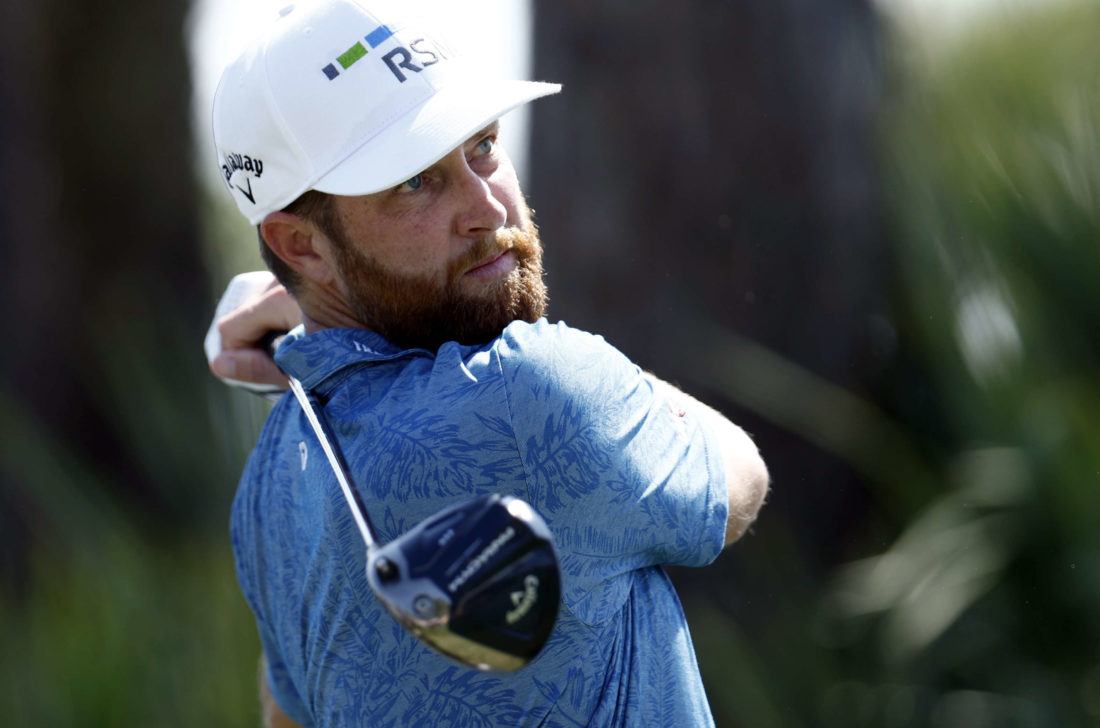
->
(322, 25), (450, 84)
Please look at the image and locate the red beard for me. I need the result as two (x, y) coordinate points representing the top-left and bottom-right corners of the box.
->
(332, 218), (548, 351)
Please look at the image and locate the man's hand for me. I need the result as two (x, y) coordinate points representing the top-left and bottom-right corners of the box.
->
(204, 272), (301, 391)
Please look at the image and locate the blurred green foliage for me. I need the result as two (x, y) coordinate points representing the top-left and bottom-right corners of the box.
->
(0, 368), (271, 725)
(2, 536), (258, 727)
(0, 184), (272, 722)
(688, 2), (1100, 726)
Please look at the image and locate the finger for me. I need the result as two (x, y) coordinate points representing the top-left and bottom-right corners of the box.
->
(204, 271), (278, 366)
(218, 286), (301, 351)
(210, 350), (290, 389)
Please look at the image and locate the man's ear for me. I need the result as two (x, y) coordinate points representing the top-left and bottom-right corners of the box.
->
(260, 211), (338, 286)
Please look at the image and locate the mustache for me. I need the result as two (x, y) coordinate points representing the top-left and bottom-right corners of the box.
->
(448, 223), (541, 280)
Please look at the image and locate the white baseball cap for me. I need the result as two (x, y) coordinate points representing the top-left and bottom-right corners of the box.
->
(212, 0), (561, 224)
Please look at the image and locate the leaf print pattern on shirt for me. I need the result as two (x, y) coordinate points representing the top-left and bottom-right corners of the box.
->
(232, 320), (728, 726)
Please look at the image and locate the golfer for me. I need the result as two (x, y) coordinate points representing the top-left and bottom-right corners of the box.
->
(210, 1), (769, 725)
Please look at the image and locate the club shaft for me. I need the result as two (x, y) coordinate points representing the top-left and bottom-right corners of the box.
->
(288, 376), (378, 550)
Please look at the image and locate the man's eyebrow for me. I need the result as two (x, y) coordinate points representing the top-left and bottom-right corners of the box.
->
(467, 122), (500, 143)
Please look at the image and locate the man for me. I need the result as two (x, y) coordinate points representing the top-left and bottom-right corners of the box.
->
(210, 1), (769, 725)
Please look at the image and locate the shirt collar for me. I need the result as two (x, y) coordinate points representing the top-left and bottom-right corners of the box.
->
(274, 325), (429, 392)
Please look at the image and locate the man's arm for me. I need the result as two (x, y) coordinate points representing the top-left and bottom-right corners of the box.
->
(259, 654), (305, 728)
(645, 374), (769, 545)
(203, 277), (770, 544)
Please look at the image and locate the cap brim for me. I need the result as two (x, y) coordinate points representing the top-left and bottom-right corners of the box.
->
(312, 79), (561, 198)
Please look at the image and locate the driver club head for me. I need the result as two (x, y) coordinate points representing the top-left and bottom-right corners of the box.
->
(365, 494), (561, 671)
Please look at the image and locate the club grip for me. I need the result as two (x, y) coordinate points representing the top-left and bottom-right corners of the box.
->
(260, 330), (289, 358)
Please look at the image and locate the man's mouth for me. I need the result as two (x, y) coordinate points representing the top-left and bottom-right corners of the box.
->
(464, 249), (516, 280)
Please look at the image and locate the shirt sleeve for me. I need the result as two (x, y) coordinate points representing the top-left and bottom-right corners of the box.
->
(496, 320), (729, 623)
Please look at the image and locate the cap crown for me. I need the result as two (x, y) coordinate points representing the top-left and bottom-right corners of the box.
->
(213, 1), (457, 222)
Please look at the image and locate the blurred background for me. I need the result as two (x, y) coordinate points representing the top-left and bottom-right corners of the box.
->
(2, 0), (1098, 725)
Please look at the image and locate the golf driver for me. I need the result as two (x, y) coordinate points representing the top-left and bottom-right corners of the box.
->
(285, 373), (561, 671)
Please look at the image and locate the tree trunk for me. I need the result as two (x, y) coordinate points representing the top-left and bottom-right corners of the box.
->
(0, 0), (212, 586)
(529, 0), (886, 638)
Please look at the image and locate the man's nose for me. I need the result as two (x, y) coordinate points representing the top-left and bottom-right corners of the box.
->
(453, 168), (508, 238)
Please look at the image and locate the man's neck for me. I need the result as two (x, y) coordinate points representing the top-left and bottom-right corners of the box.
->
(298, 285), (363, 334)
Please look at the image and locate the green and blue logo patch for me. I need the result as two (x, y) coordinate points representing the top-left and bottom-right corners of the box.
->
(322, 25), (394, 80)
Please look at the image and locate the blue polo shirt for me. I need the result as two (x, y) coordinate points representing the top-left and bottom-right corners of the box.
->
(231, 319), (728, 726)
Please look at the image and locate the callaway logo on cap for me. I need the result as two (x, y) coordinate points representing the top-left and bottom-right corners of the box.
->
(212, 0), (561, 225)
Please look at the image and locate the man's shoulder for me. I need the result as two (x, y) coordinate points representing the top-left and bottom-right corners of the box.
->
(492, 318), (640, 397)
(496, 318), (614, 361)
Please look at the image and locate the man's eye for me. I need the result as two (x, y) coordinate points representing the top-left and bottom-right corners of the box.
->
(398, 174), (423, 192)
(474, 136), (495, 156)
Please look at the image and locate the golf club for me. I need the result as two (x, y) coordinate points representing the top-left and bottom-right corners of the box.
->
(283, 368), (561, 671)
